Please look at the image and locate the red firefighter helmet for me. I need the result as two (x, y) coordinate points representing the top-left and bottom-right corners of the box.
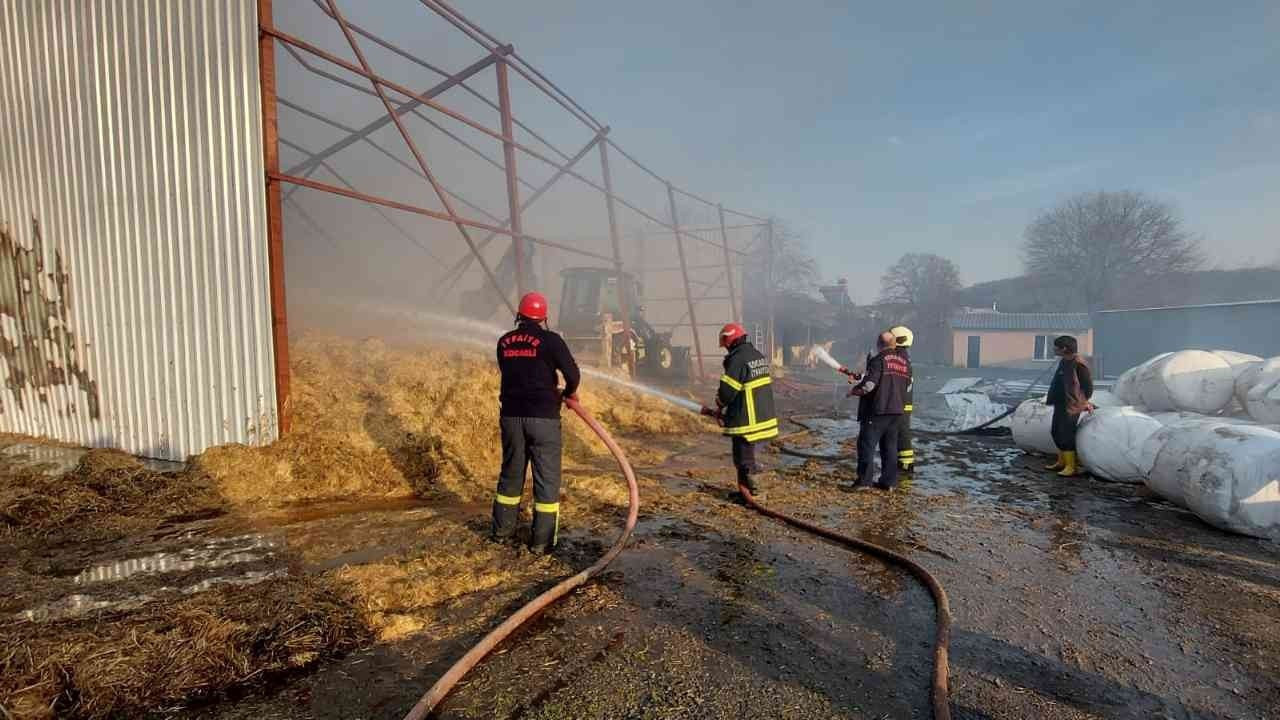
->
(517, 291), (548, 322)
(718, 322), (748, 349)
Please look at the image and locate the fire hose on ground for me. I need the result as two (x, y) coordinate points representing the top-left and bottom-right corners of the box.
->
(403, 396), (951, 720)
(399, 397), (639, 720)
(702, 405), (952, 717)
(738, 484), (952, 720)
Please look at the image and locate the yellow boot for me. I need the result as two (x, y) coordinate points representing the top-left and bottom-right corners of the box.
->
(1058, 451), (1082, 477)
(1045, 451), (1065, 472)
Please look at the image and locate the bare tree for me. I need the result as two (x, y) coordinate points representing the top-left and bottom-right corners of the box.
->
(1022, 191), (1203, 311)
(879, 253), (962, 308)
(757, 219), (818, 295)
(877, 253), (962, 362)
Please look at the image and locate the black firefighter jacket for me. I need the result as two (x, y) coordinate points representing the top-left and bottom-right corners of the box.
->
(716, 341), (778, 442)
(855, 348), (911, 423)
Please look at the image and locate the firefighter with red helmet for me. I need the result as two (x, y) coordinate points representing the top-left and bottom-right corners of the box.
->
(702, 322), (778, 499)
(491, 292), (581, 555)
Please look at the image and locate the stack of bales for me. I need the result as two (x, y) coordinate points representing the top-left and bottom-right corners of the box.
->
(1011, 350), (1280, 539)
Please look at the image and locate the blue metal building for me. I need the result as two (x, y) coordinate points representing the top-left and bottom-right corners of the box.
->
(1092, 299), (1280, 377)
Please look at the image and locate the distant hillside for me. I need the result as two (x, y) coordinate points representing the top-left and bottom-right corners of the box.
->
(955, 267), (1280, 312)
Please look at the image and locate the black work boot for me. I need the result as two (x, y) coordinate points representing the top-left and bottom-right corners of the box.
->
(491, 500), (520, 545)
(529, 503), (559, 555)
(737, 469), (765, 504)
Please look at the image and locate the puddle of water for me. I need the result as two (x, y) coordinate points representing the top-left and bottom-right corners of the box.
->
(71, 533), (277, 585)
(266, 496), (440, 524)
(15, 569), (284, 623)
(16, 593), (122, 622)
(0, 442), (185, 476)
(1, 442), (86, 476)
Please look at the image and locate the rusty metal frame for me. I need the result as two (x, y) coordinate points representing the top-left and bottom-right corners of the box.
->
(258, 0), (290, 434)
(597, 136), (635, 374)
(258, 0), (775, 417)
(264, 23), (750, 265)
(495, 58), (525, 296)
(666, 182), (705, 381)
(435, 131), (608, 300)
(718, 204), (740, 323)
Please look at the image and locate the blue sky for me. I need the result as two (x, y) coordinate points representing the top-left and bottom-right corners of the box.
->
(285, 1), (1280, 303)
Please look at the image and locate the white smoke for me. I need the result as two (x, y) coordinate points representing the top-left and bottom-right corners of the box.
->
(812, 346), (844, 371)
(356, 302), (704, 414)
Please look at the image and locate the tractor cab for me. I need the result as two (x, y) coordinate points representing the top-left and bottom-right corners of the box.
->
(557, 267), (690, 379)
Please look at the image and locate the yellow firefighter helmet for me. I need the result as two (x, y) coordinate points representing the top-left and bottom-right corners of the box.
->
(890, 325), (914, 348)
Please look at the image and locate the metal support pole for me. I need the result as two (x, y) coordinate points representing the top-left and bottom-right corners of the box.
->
(598, 136), (635, 374)
(436, 132), (605, 299)
(636, 229), (647, 296)
(258, 0), (291, 435)
(766, 220), (776, 366)
(495, 58), (525, 296)
(667, 183), (705, 381)
(323, 0), (515, 315)
(717, 204), (739, 323)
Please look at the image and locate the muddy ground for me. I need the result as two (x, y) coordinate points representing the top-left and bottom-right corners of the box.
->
(4, 369), (1279, 720)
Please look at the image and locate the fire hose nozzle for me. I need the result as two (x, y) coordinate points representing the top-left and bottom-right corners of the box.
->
(699, 406), (720, 418)
(838, 367), (861, 381)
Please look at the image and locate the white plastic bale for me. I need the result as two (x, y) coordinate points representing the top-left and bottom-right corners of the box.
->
(1011, 398), (1059, 456)
(1209, 351), (1262, 413)
(1076, 407), (1164, 483)
(1111, 366), (1141, 405)
(1210, 349), (1263, 368)
(1144, 420), (1236, 504)
(1233, 360), (1266, 407)
(1245, 369), (1280, 424)
(1089, 389), (1123, 408)
(1149, 411), (1255, 427)
(1135, 350), (1235, 414)
(1113, 352), (1175, 406)
(1177, 424), (1280, 539)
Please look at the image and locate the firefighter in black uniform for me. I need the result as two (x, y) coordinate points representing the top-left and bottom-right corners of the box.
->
(702, 322), (778, 498)
(889, 325), (915, 472)
(491, 291), (581, 555)
(849, 330), (911, 490)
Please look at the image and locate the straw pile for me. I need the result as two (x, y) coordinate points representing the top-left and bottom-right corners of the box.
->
(333, 517), (565, 642)
(195, 333), (705, 508)
(0, 575), (367, 720)
(0, 449), (223, 542)
(0, 332), (708, 719)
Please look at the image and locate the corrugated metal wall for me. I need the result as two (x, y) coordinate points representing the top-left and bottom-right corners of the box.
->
(0, 0), (277, 460)
(1092, 301), (1280, 377)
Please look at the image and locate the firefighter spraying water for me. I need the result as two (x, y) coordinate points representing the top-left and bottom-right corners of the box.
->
(701, 323), (779, 499)
(491, 292), (580, 555)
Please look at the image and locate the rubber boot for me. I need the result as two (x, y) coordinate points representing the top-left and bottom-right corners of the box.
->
(1045, 451), (1065, 472)
(735, 467), (765, 503)
(897, 447), (914, 472)
(529, 501), (560, 555)
(1057, 451), (1082, 477)
(490, 498), (520, 544)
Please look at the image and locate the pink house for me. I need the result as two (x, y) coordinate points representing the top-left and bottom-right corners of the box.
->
(949, 311), (1092, 369)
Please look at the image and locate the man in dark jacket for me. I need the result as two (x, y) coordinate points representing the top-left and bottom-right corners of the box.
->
(706, 322), (778, 499)
(849, 330), (911, 490)
(1044, 335), (1094, 477)
(492, 291), (581, 554)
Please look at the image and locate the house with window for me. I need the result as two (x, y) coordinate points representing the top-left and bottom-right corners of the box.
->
(948, 310), (1092, 369)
